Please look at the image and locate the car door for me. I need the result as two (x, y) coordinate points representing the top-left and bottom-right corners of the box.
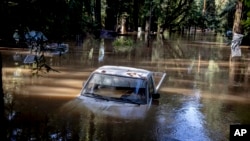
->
(147, 76), (155, 104)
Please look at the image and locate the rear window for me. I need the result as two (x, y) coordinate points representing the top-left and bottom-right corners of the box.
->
(88, 73), (146, 88)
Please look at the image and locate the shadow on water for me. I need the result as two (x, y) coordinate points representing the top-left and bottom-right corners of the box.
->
(1, 31), (250, 140)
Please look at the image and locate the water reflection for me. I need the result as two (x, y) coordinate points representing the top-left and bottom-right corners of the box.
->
(205, 60), (220, 88)
(98, 40), (105, 62)
(175, 90), (208, 140)
(1, 32), (250, 140)
(154, 89), (210, 141)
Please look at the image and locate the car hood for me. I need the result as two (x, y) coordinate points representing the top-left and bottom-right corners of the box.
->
(62, 95), (150, 119)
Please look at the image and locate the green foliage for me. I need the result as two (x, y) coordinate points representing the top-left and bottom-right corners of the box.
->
(181, 1), (204, 27)
(203, 0), (217, 30)
(245, 0), (250, 7)
(112, 37), (134, 47)
(112, 38), (134, 53)
(242, 0), (250, 35)
(1, 0), (250, 41)
(219, 0), (236, 32)
(154, 0), (195, 30)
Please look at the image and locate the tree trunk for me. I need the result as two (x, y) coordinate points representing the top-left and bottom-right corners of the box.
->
(0, 0), (8, 38)
(0, 53), (6, 140)
(95, 0), (101, 29)
(233, 1), (243, 34)
(121, 18), (126, 34)
(133, 0), (139, 31)
(105, 0), (117, 30)
(231, 0), (243, 58)
(229, 0), (244, 85)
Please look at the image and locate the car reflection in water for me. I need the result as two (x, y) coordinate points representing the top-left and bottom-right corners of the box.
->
(63, 65), (166, 119)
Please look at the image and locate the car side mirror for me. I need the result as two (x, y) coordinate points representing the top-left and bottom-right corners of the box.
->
(152, 93), (160, 99)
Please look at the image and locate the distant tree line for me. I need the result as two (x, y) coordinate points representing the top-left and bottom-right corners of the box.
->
(0, 0), (250, 43)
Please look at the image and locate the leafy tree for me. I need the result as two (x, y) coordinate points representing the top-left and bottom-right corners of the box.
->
(203, 0), (217, 30)
(241, 0), (250, 41)
(158, 0), (195, 31)
(218, 0), (236, 33)
(175, 0), (205, 32)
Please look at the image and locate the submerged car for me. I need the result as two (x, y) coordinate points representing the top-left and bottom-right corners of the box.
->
(66, 65), (166, 119)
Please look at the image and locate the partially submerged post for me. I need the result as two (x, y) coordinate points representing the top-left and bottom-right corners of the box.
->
(229, 1), (244, 85)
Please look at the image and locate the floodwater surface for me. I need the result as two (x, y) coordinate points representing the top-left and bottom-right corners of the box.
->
(1, 32), (250, 141)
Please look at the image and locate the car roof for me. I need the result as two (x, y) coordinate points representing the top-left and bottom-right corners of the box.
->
(93, 65), (151, 79)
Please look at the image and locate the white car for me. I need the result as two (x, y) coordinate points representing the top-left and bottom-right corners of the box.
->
(68, 65), (166, 119)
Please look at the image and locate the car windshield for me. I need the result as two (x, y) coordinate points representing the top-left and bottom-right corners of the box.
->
(81, 73), (147, 104)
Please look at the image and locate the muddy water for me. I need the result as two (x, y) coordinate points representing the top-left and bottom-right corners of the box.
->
(1, 33), (250, 141)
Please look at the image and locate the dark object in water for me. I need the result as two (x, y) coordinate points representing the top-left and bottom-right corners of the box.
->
(100, 30), (117, 39)
(23, 54), (36, 64)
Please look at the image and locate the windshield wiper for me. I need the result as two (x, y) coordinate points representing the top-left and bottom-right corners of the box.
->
(119, 97), (141, 105)
(83, 92), (142, 105)
(83, 92), (110, 101)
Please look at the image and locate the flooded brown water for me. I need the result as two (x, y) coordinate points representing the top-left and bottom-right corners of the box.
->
(1, 32), (250, 141)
